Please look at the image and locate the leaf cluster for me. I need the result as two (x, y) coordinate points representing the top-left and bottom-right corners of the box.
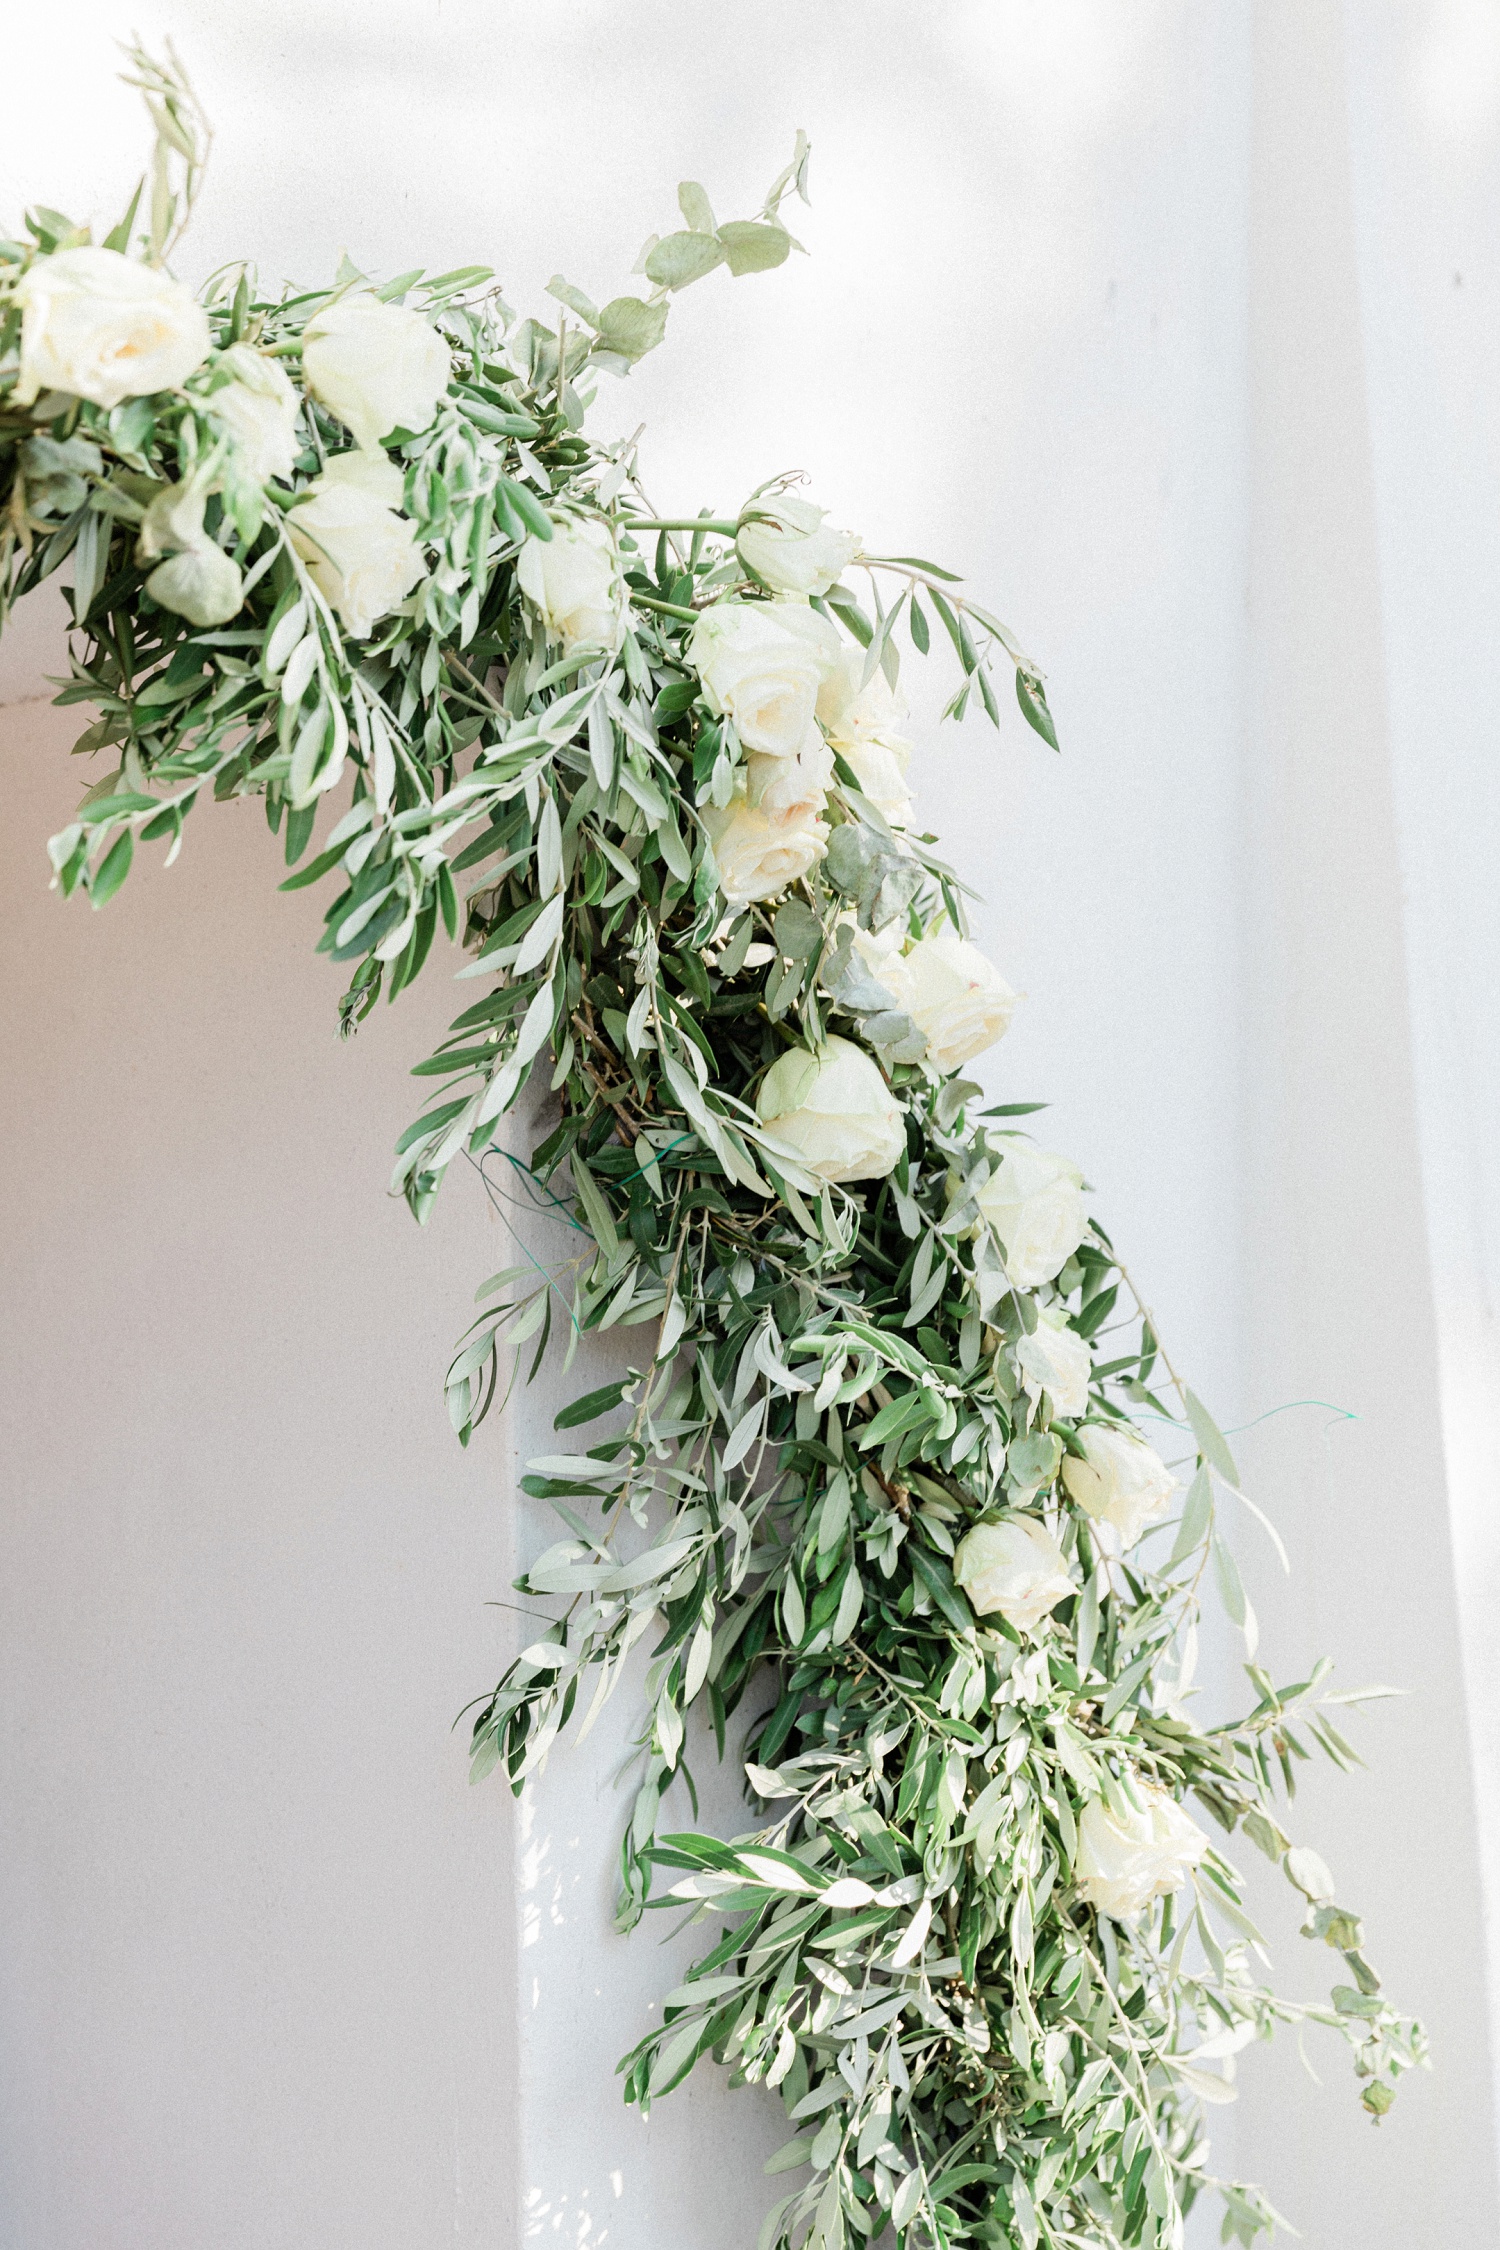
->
(0, 53), (1424, 2250)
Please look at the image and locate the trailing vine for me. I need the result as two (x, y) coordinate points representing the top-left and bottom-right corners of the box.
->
(2, 50), (1424, 2250)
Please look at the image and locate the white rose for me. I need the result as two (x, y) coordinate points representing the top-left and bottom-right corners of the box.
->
(143, 543), (244, 628)
(845, 916), (905, 972)
(1015, 1314), (1092, 1419)
(819, 915), (905, 1000)
(879, 924), (1018, 1072)
(516, 517), (623, 653)
(1062, 1425), (1176, 1548)
(817, 649), (916, 824)
(205, 345), (301, 484)
(300, 293), (451, 451)
(704, 790), (828, 908)
(737, 496), (861, 597)
(688, 600), (841, 758)
(816, 646), (909, 745)
(746, 729), (835, 819)
(838, 734), (913, 828)
(976, 1144), (1087, 1287)
(14, 246), (210, 409)
(288, 451), (425, 638)
(757, 1037), (905, 1185)
(1076, 1787), (1208, 1921)
(953, 1517), (1074, 1634)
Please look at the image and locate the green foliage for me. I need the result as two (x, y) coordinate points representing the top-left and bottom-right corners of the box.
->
(1, 50), (1423, 2250)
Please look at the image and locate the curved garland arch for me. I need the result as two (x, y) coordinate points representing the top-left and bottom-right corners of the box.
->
(1, 49), (1423, 2250)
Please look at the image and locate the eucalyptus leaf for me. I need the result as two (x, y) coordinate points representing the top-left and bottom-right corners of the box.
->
(718, 220), (793, 275)
(596, 295), (671, 363)
(645, 231), (725, 290)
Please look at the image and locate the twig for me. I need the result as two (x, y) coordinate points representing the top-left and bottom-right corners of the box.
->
(630, 592), (701, 625)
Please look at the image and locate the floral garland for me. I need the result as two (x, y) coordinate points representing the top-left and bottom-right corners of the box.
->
(2, 52), (1425, 2250)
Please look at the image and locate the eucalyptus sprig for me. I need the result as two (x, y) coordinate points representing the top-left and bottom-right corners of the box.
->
(1, 50), (1423, 2250)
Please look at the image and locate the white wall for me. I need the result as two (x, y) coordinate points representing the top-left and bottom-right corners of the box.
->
(0, 5), (1492, 2246)
(0, 708), (520, 2246)
(1229, 6), (1497, 2239)
(1345, 0), (1500, 2039)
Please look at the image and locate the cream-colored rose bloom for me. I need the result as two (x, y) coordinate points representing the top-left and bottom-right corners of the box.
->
(819, 915), (905, 1005)
(878, 924), (1018, 1072)
(757, 1037), (905, 1184)
(688, 600), (842, 758)
(817, 649), (915, 824)
(707, 725), (835, 903)
(846, 916), (906, 976)
(1015, 1314), (1092, 1419)
(976, 1144), (1087, 1287)
(746, 730), (835, 818)
(737, 496), (861, 597)
(300, 293), (451, 451)
(14, 246), (210, 409)
(838, 734), (914, 827)
(516, 517), (623, 653)
(816, 647), (909, 745)
(1076, 1787), (1208, 1920)
(953, 1517), (1073, 1633)
(144, 543), (244, 628)
(288, 451), (425, 638)
(1062, 1425), (1176, 1548)
(206, 345), (301, 484)
(704, 790), (828, 908)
